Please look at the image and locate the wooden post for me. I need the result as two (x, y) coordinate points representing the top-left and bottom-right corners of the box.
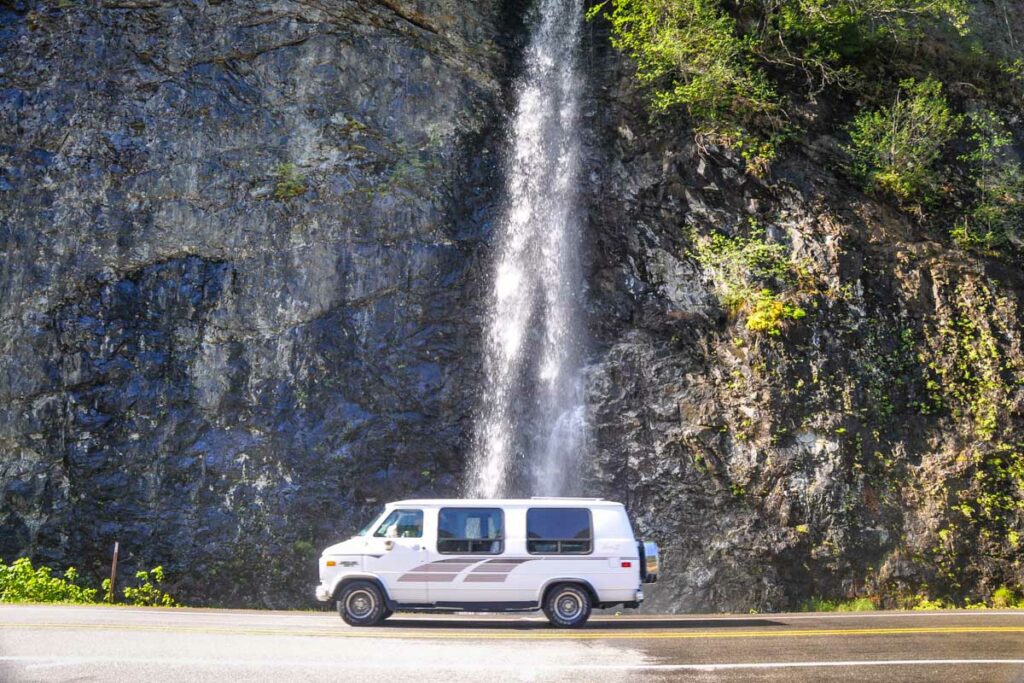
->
(109, 541), (119, 604)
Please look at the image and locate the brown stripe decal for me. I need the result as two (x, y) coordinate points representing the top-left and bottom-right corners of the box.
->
(471, 567), (517, 573)
(463, 574), (507, 583)
(398, 573), (460, 582)
(396, 557), (615, 583)
(486, 558), (531, 564)
(417, 564), (477, 573)
(397, 558), (486, 583)
(461, 557), (534, 583)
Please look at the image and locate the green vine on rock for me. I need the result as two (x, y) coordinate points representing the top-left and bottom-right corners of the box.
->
(273, 163), (307, 201)
(920, 281), (1021, 439)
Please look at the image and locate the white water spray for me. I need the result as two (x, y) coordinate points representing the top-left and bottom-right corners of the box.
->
(469, 0), (588, 498)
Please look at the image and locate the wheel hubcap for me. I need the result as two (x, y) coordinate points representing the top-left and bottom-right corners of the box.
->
(555, 592), (583, 620)
(346, 590), (374, 618)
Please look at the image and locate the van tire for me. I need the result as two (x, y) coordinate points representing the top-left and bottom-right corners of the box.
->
(542, 583), (592, 628)
(337, 580), (386, 626)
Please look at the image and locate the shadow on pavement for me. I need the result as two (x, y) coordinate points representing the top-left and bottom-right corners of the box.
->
(382, 617), (783, 630)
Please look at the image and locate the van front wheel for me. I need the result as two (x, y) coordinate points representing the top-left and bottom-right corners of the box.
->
(337, 581), (387, 626)
(543, 583), (592, 628)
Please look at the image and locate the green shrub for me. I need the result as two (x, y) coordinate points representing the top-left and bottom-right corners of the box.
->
(691, 230), (794, 305)
(991, 586), (1024, 609)
(952, 110), (1024, 253)
(589, 0), (780, 173)
(273, 163), (306, 201)
(767, 1), (968, 56)
(912, 594), (951, 610)
(845, 77), (960, 204)
(746, 289), (807, 336)
(589, 0), (968, 174)
(691, 229), (807, 335)
(803, 596), (877, 612)
(0, 558), (98, 604)
(121, 566), (179, 607)
(0, 558), (180, 607)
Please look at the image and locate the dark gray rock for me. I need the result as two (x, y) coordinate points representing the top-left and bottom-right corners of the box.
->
(2, 0), (1022, 612)
(0, 0), (523, 607)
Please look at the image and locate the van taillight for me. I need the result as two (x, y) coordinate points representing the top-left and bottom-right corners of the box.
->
(621, 561), (632, 568)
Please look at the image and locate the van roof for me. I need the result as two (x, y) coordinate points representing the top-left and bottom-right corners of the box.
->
(388, 498), (623, 508)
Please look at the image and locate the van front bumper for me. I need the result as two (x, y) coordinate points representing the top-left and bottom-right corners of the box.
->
(315, 583), (332, 602)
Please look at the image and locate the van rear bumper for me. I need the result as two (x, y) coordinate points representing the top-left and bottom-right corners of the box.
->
(599, 587), (644, 610)
(624, 587), (645, 608)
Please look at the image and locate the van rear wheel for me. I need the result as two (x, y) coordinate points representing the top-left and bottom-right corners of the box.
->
(543, 583), (592, 628)
(337, 580), (386, 626)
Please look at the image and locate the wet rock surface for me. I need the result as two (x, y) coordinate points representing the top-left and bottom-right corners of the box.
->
(0, 0), (526, 606)
(2, 0), (1022, 610)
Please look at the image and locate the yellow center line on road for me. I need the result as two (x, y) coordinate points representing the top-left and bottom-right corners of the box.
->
(2, 623), (1024, 641)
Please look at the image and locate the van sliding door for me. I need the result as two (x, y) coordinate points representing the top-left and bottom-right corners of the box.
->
(423, 507), (506, 605)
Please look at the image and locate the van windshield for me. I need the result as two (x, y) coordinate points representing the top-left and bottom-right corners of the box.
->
(354, 508), (384, 537)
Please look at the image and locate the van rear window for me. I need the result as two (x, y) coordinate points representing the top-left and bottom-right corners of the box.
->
(526, 508), (593, 554)
(438, 508), (504, 554)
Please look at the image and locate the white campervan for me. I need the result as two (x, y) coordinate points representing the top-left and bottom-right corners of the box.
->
(315, 498), (659, 627)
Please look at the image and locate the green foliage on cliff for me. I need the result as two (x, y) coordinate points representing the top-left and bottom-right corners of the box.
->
(594, 0), (1023, 255)
(990, 586), (1024, 608)
(588, 0), (968, 173)
(690, 229), (807, 335)
(845, 84), (1023, 248)
(953, 111), (1024, 252)
(273, 163), (306, 201)
(962, 444), (1024, 542)
(845, 77), (960, 204)
(746, 289), (807, 336)
(0, 558), (98, 604)
(587, 0), (781, 172)
(920, 281), (1021, 439)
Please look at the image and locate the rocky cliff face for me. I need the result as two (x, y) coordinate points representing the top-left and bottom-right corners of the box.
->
(2, 0), (1022, 611)
(578, 6), (1024, 611)
(0, 0), (528, 606)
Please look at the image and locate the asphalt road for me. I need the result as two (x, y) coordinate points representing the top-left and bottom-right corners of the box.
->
(1, 604), (1023, 682)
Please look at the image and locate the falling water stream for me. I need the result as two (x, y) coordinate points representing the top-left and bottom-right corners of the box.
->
(468, 0), (588, 498)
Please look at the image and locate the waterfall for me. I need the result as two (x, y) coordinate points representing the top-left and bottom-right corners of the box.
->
(469, 0), (588, 499)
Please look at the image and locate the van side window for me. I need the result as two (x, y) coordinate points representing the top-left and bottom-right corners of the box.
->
(526, 508), (593, 554)
(372, 509), (423, 538)
(437, 508), (504, 554)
